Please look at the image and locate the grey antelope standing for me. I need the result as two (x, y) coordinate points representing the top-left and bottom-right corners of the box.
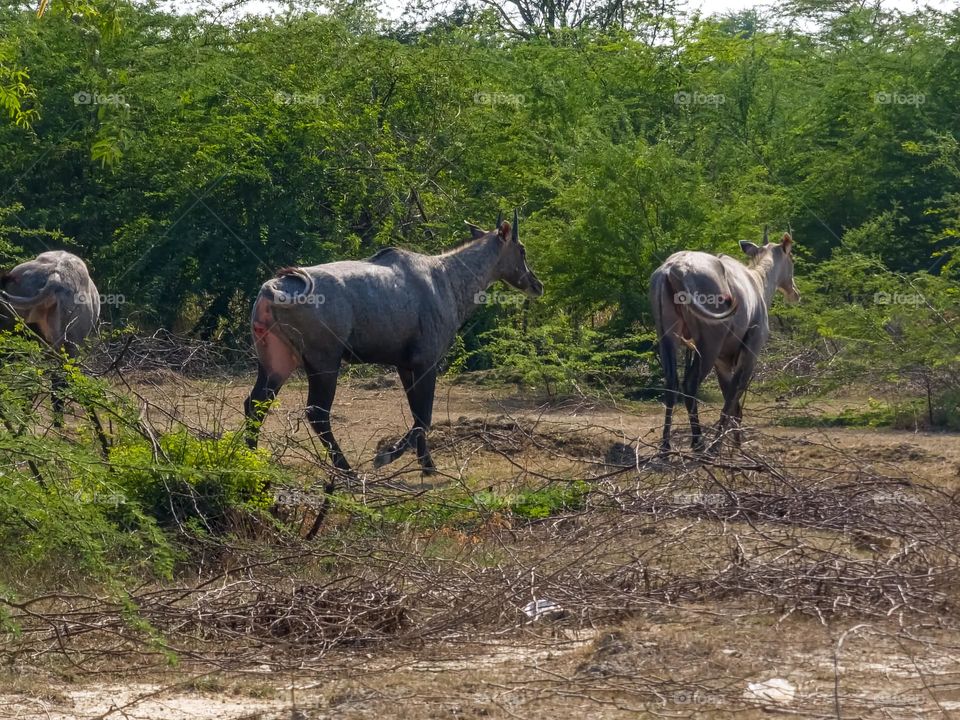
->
(0, 251), (100, 422)
(650, 230), (800, 453)
(244, 210), (544, 478)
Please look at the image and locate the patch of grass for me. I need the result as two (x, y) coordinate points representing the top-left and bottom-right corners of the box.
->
(343, 481), (590, 532)
(778, 392), (960, 431)
(492, 481), (590, 520)
(779, 399), (903, 429)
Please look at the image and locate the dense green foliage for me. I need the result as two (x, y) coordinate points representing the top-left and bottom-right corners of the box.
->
(0, 333), (285, 603)
(0, 0), (957, 411)
(110, 431), (277, 532)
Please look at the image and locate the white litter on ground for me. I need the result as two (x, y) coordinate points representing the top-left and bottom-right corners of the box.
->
(744, 678), (796, 705)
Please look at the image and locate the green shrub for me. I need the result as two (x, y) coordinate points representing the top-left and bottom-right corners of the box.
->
(505, 481), (590, 520)
(109, 431), (278, 533)
(0, 331), (286, 602)
(0, 463), (175, 588)
(475, 312), (656, 398)
(0, 334), (174, 592)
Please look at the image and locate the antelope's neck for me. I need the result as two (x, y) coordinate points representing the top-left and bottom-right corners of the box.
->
(748, 255), (780, 307)
(437, 235), (502, 323)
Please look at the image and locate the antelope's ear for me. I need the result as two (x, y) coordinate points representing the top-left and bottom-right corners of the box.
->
(781, 233), (793, 254)
(498, 221), (511, 241)
(465, 221), (485, 239)
(740, 240), (762, 258)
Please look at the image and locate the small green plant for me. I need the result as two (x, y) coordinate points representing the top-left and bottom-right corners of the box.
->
(352, 481), (591, 532)
(778, 399), (896, 428)
(776, 398), (953, 430)
(0, 332), (174, 594)
(109, 431), (279, 533)
(508, 481), (589, 519)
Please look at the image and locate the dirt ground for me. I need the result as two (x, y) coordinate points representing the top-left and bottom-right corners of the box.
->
(2, 374), (959, 719)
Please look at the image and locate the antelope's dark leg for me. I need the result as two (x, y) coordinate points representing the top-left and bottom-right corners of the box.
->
(374, 367), (438, 473)
(50, 368), (66, 428)
(304, 363), (350, 474)
(243, 364), (288, 449)
(374, 368), (416, 469)
(681, 347), (703, 450)
(658, 335), (680, 454)
(302, 361), (348, 540)
(715, 365), (735, 438)
(709, 350), (756, 455)
(405, 366), (437, 474)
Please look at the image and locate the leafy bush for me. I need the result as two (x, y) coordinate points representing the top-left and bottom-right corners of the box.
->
(768, 245), (959, 428)
(474, 312), (656, 398)
(0, 332), (283, 602)
(0, 461), (175, 589)
(505, 481), (589, 520)
(0, 335), (174, 592)
(110, 431), (278, 533)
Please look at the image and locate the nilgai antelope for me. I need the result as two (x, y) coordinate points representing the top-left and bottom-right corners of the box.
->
(244, 210), (543, 478)
(650, 230), (799, 453)
(0, 251), (101, 421)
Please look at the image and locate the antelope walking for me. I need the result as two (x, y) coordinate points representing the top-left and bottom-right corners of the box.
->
(650, 230), (799, 453)
(244, 210), (543, 477)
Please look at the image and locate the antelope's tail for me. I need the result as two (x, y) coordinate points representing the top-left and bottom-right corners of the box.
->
(274, 266), (315, 298)
(667, 265), (738, 322)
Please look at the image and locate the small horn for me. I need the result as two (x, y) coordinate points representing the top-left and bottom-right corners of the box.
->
(763, 224), (769, 245)
(512, 209), (518, 242)
(495, 210), (503, 228)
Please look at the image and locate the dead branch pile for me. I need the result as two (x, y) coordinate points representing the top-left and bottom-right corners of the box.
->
(87, 329), (252, 377)
(178, 580), (408, 645)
